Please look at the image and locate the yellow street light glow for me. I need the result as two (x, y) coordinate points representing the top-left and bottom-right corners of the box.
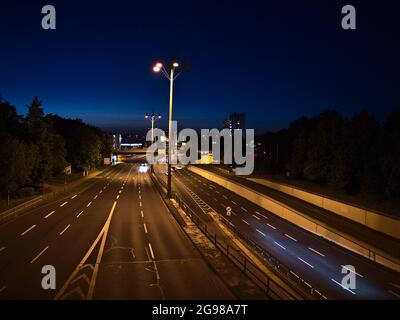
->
(153, 66), (161, 72)
(172, 62), (179, 67)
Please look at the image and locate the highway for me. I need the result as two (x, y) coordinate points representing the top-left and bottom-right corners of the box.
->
(163, 167), (400, 300)
(0, 161), (233, 299)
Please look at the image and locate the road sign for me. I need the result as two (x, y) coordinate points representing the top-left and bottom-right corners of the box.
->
(104, 157), (111, 165)
(64, 166), (71, 175)
(226, 206), (232, 217)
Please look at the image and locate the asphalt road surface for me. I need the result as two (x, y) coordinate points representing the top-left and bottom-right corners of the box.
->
(165, 167), (400, 300)
(0, 161), (233, 299)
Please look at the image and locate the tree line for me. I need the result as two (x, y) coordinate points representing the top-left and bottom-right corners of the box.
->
(256, 109), (400, 205)
(0, 96), (113, 205)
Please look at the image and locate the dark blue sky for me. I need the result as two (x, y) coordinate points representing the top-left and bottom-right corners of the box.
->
(1, 0), (399, 133)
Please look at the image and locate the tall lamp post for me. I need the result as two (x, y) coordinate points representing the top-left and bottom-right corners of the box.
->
(145, 112), (161, 144)
(153, 61), (180, 198)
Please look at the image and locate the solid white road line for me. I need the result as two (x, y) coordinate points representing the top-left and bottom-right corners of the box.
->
(274, 241), (286, 250)
(256, 229), (266, 237)
(148, 243), (155, 260)
(298, 257), (314, 269)
(143, 223), (148, 234)
(76, 211), (84, 218)
(30, 246), (49, 264)
(309, 247), (325, 257)
(331, 278), (356, 295)
(87, 201), (92, 207)
(241, 219), (250, 225)
(59, 224), (71, 235)
(341, 265), (363, 278)
(285, 234), (297, 242)
(44, 211), (55, 219)
(71, 195), (77, 199)
(21, 224), (36, 236)
(267, 223), (277, 230)
(60, 201), (68, 207)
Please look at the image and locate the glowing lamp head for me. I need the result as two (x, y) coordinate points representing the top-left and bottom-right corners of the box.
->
(156, 62), (163, 68)
(153, 66), (161, 72)
(172, 62), (179, 68)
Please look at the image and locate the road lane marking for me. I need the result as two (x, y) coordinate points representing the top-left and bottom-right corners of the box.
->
(309, 247), (325, 257)
(30, 246), (49, 264)
(21, 224), (36, 236)
(255, 211), (268, 219)
(388, 290), (400, 299)
(213, 198), (218, 201)
(44, 211), (55, 219)
(341, 265), (363, 278)
(59, 224), (71, 235)
(298, 257), (314, 269)
(141, 210), (144, 217)
(223, 195), (228, 199)
(241, 207), (248, 212)
(99, 190), (103, 194)
(216, 190), (220, 194)
(231, 200), (237, 205)
(71, 195), (77, 199)
(256, 229), (266, 237)
(143, 223), (148, 233)
(87, 201), (92, 207)
(76, 211), (84, 218)
(252, 214), (260, 220)
(331, 278), (356, 295)
(0, 247), (5, 252)
(139, 201), (142, 207)
(60, 201), (68, 207)
(390, 283), (400, 289)
(0, 285), (6, 293)
(116, 195), (120, 200)
(119, 190), (122, 194)
(148, 243), (155, 260)
(274, 241), (286, 250)
(93, 195), (98, 199)
(267, 223), (277, 230)
(139, 195), (141, 199)
(241, 219), (250, 225)
(285, 234), (297, 242)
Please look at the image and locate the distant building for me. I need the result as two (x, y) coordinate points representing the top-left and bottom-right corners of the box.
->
(224, 112), (245, 130)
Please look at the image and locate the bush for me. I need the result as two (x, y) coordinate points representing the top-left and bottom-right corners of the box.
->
(14, 187), (36, 198)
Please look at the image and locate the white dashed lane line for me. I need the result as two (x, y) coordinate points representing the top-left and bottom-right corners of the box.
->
(341, 265), (363, 278)
(309, 247), (325, 257)
(60, 201), (68, 207)
(71, 195), (77, 199)
(255, 211), (268, 219)
(223, 195), (228, 199)
(256, 229), (266, 237)
(59, 224), (71, 235)
(87, 202), (92, 207)
(241, 219), (250, 225)
(76, 211), (84, 218)
(0, 247), (5, 252)
(94, 195), (98, 199)
(143, 224), (148, 234)
(285, 234), (297, 242)
(331, 278), (356, 295)
(267, 223), (277, 230)
(252, 214), (260, 220)
(116, 195), (120, 200)
(148, 243), (155, 260)
(44, 211), (55, 219)
(274, 241), (286, 250)
(298, 257), (314, 269)
(241, 207), (248, 212)
(21, 225), (36, 236)
(30, 246), (49, 264)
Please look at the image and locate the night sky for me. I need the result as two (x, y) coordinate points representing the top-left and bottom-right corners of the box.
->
(1, 0), (399, 133)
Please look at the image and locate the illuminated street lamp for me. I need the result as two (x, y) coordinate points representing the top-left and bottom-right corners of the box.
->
(145, 112), (161, 144)
(152, 60), (181, 198)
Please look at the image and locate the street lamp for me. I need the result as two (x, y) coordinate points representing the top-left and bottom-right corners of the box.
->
(145, 112), (161, 144)
(153, 60), (181, 198)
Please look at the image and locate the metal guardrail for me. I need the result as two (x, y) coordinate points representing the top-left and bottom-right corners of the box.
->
(171, 192), (300, 300)
(0, 196), (43, 223)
